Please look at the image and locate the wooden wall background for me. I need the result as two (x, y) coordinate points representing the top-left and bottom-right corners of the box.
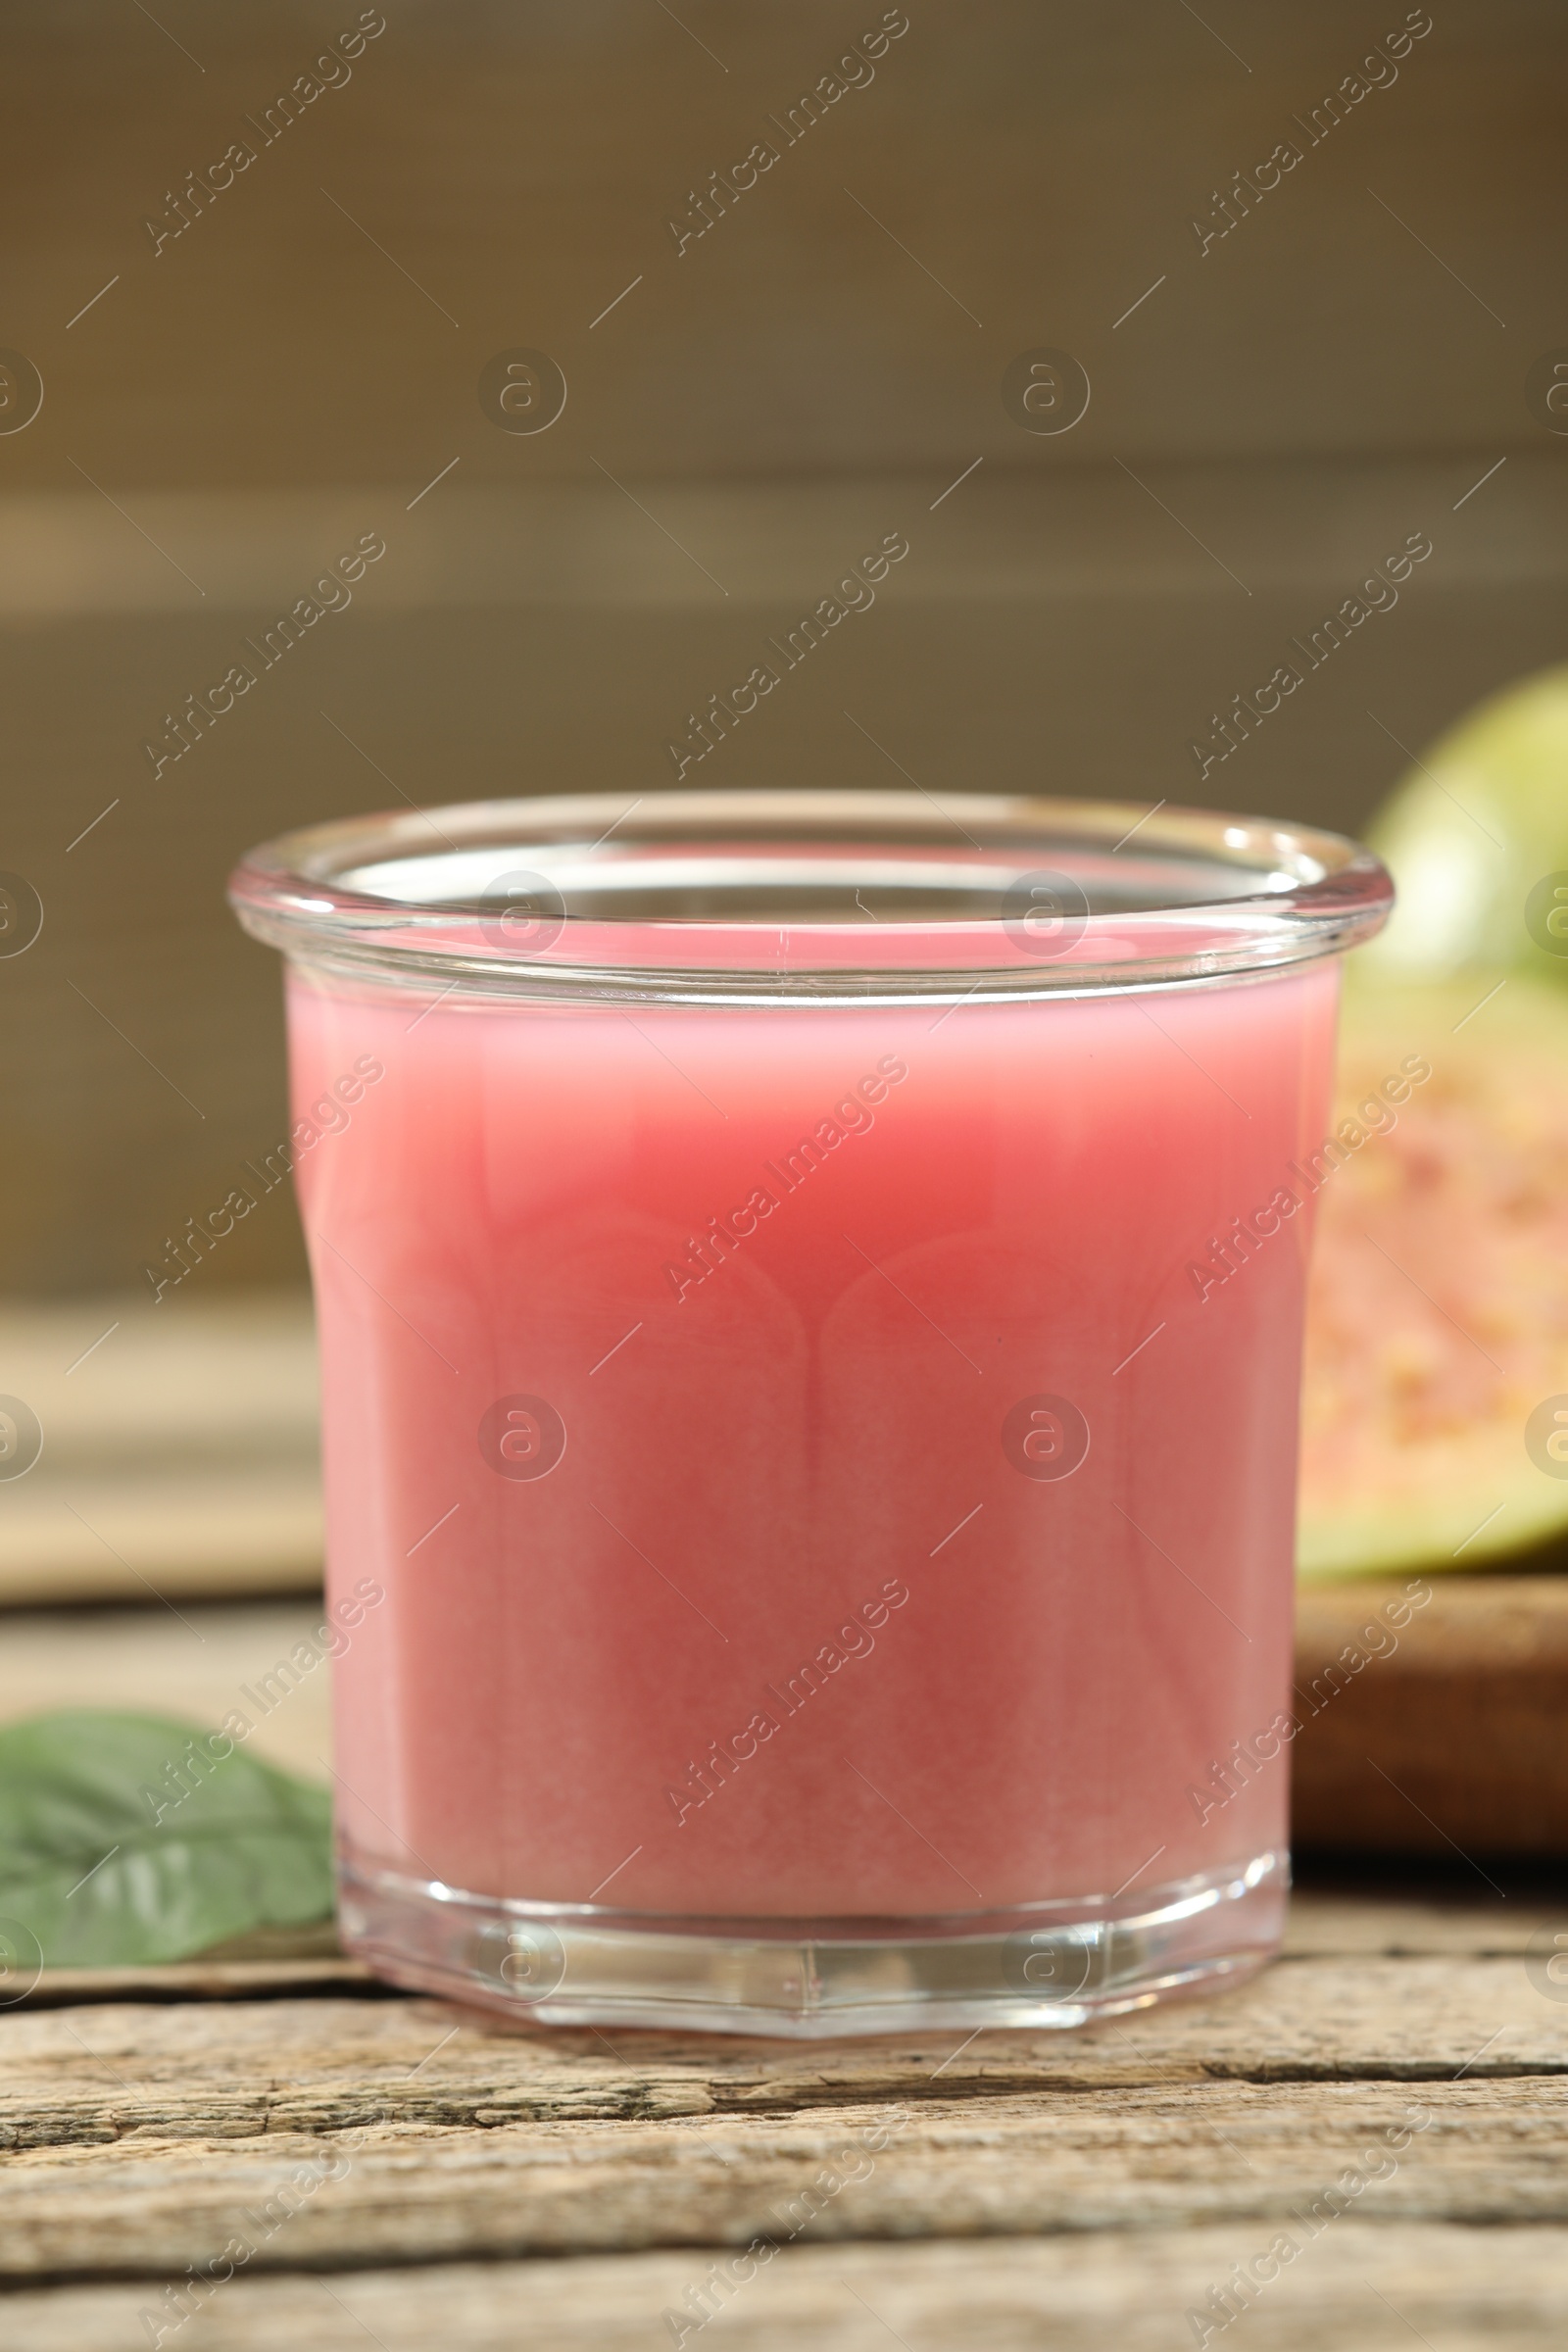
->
(1, 0), (1565, 1294)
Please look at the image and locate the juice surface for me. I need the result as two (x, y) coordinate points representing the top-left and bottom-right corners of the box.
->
(289, 961), (1338, 1918)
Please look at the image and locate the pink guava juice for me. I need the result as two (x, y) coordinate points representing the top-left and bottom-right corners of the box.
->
(232, 792), (1393, 2030)
(290, 960), (1335, 1916)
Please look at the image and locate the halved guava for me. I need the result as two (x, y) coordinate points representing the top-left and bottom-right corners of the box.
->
(1360, 664), (1568, 990)
(1297, 975), (1568, 1579)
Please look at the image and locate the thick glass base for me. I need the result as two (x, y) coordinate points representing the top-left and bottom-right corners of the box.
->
(338, 1843), (1286, 2037)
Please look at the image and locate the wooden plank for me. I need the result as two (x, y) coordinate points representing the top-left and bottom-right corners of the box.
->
(1, 1938), (1564, 2277)
(0, 1597), (333, 1781)
(4, 1904), (1562, 2338)
(2, 3), (1559, 484)
(0, 2078), (1560, 2279)
(1278, 1886), (1555, 1958)
(20, 1952), (370, 2008)
(0, 1302), (319, 1605)
(1292, 1576), (1568, 1855)
(5, 1948), (1566, 2149)
(4, 460), (1564, 622)
(7, 2228), (1568, 2352)
(0, 1476), (321, 1606)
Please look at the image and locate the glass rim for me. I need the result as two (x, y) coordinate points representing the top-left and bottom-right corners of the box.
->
(227, 788), (1394, 1004)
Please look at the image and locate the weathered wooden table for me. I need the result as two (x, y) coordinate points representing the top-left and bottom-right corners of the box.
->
(4, 1882), (1565, 2350)
(3, 1561), (1565, 2347)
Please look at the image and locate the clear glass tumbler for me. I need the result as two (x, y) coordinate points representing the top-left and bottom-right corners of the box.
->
(229, 790), (1392, 2034)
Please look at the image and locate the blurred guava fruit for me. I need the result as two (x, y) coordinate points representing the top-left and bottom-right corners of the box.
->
(1298, 975), (1568, 1579)
(1360, 665), (1568, 989)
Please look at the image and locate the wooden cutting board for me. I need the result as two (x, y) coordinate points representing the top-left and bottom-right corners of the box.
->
(1292, 1574), (1568, 1857)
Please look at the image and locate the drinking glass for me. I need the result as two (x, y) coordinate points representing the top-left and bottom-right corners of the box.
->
(229, 790), (1392, 2034)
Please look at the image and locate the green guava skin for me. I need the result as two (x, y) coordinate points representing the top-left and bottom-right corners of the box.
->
(1358, 664), (1568, 995)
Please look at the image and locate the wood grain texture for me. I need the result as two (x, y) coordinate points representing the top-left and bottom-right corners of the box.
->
(3, 2080), (1564, 2279)
(1, 1938), (1564, 2277)
(5, 2228), (1568, 2352)
(4, 1950), (1564, 2152)
(5, 2), (1561, 489)
(4, 1900), (1564, 2345)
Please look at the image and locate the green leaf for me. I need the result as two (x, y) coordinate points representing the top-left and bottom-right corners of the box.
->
(0, 1711), (333, 1967)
